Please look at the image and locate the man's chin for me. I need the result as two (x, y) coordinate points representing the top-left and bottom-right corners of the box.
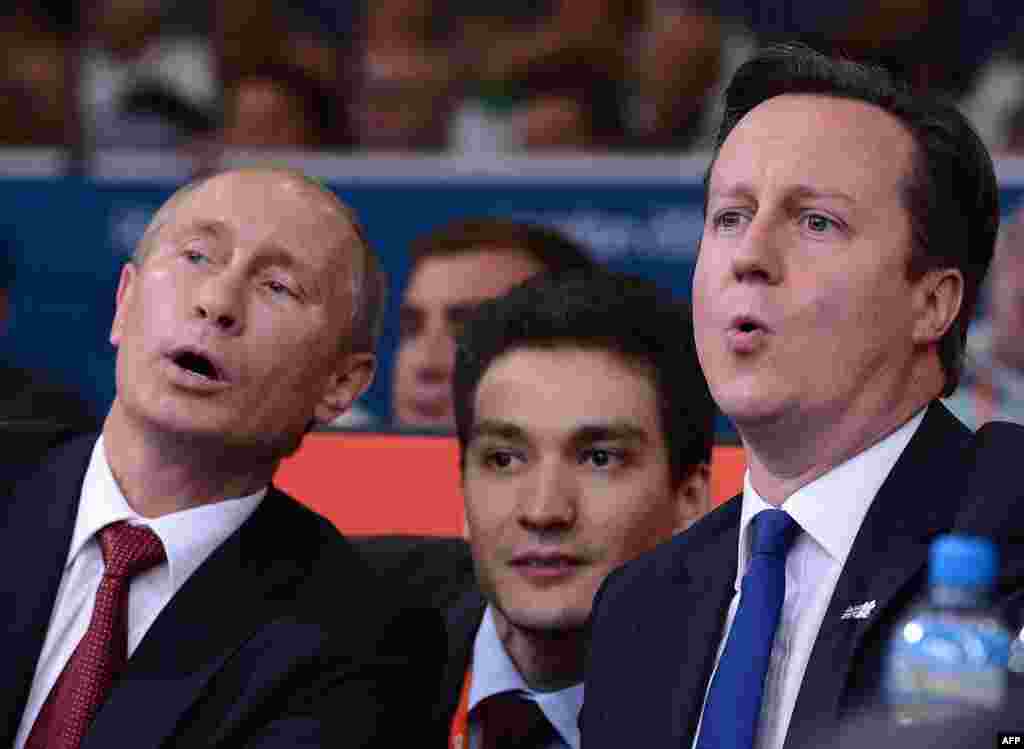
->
(134, 410), (299, 462)
(502, 606), (590, 638)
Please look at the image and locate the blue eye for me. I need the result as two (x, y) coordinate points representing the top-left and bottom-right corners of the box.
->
(712, 211), (747, 231)
(803, 213), (837, 233)
(184, 249), (207, 263)
(265, 280), (292, 296)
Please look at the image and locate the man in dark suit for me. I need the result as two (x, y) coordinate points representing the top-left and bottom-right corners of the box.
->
(0, 167), (444, 748)
(409, 269), (716, 749)
(581, 44), (1024, 749)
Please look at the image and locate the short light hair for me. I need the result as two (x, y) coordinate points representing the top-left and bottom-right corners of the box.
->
(133, 168), (387, 355)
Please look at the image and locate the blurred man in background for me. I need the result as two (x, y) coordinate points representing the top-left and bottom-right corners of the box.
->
(946, 202), (1024, 427)
(392, 218), (592, 430)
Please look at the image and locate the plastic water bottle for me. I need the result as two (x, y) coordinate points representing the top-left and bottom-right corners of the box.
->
(1009, 626), (1024, 674)
(883, 534), (1012, 725)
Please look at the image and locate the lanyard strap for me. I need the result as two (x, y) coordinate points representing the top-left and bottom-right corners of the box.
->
(449, 665), (473, 749)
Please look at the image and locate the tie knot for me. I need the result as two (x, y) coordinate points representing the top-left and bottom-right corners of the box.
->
(476, 691), (553, 749)
(751, 509), (799, 557)
(98, 521), (166, 579)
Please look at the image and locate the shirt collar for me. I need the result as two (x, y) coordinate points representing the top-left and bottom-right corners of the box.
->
(737, 408), (927, 582)
(71, 435), (266, 591)
(469, 606), (584, 749)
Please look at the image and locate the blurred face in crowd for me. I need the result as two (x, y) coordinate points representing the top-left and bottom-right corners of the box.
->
(109, 169), (374, 459)
(694, 94), (957, 439)
(222, 78), (318, 149)
(393, 248), (542, 428)
(91, 0), (164, 58)
(463, 346), (700, 639)
(990, 212), (1024, 372)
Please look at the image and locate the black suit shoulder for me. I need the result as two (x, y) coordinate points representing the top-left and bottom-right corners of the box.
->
(596, 495), (740, 606)
(148, 491), (450, 747)
(954, 419), (1024, 630)
(351, 534), (476, 612)
(0, 363), (99, 433)
(352, 534), (480, 745)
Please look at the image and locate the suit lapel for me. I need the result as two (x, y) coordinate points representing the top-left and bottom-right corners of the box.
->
(655, 501), (741, 746)
(437, 588), (486, 728)
(784, 404), (973, 749)
(82, 488), (322, 749)
(0, 434), (94, 748)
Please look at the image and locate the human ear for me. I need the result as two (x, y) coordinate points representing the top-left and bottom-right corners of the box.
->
(673, 461), (711, 533)
(912, 267), (963, 346)
(312, 353), (377, 425)
(109, 263), (138, 347)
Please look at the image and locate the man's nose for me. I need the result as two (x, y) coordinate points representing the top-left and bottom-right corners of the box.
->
(730, 216), (783, 285)
(194, 272), (245, 335)
(517, 460), (578, 533)
(412, 327), (455, 382)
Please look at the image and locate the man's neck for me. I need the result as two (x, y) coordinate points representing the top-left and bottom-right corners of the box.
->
(102, 403), (275, 518)
(739, 390), (933, 506)
(492, 607), (585, 693)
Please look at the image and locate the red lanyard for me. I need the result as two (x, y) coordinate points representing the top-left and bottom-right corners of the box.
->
(449, 665), (473, 749)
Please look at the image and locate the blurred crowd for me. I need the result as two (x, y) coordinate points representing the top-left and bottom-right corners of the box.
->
(6, 0), (1024, 157)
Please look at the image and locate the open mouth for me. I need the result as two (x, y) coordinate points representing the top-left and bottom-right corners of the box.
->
(730, 315), (767, 335)
(511, 554), (582, 569)
(172, 350), (221, 381)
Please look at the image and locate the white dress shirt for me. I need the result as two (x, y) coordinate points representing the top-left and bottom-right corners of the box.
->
(14, 436), (265, 749)
(467, 606), (584, 749)
(692, 408), (926, 749)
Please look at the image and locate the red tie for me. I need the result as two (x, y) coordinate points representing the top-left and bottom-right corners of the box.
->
(26, 521), (166, 749)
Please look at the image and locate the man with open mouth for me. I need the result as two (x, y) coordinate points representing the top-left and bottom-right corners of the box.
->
(1, 167), (444, 748)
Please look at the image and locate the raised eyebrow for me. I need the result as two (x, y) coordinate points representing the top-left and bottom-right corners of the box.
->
(569, 424), (649, 447)
(468, 420), (529, 445)
(707, 183), (757, 204)
(787, 185), (857, 205)
(177, 220), (227, 239)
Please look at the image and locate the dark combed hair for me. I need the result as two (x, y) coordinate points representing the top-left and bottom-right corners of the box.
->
(408, 217), (594, 277)
(452, 268), (715, 488)
(707, 42), (1000, 397)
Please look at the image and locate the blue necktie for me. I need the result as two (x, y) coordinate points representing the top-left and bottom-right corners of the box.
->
(695, 509), (800, 749)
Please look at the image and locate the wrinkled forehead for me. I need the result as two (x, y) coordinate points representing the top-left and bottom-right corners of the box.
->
(180, 171), (350, 228)
(165, 171), (360, 267)
(711, 94), (917, 201)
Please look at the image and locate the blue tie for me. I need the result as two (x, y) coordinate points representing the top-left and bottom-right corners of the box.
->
(695, 509), (800, 749)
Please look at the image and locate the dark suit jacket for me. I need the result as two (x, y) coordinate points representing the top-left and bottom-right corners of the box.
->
(353, 534), (482, 745)
(581, 402), (1024, 749)
(0, 362), (99, 433)
(0, 434), (447, 748)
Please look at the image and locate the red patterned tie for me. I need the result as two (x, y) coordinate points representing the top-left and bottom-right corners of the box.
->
(26, 521), (166, 749)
